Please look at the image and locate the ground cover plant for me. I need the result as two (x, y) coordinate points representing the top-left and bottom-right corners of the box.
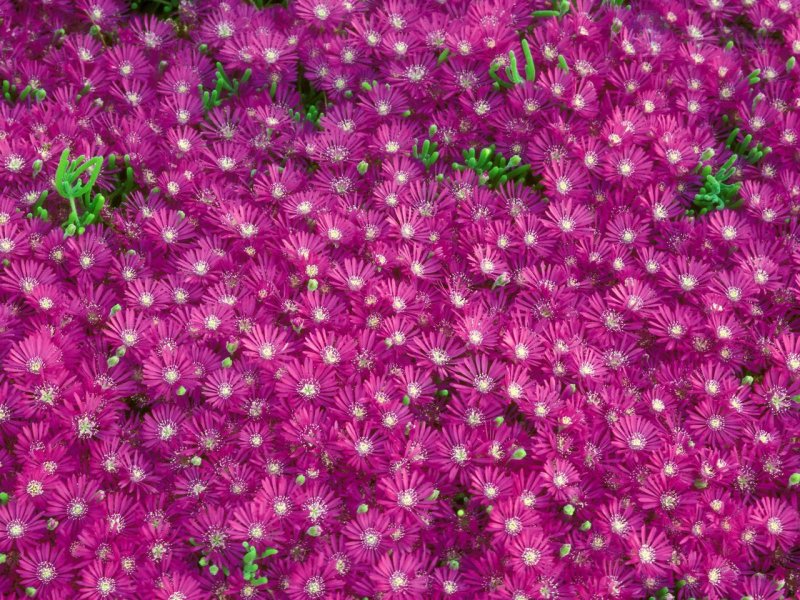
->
(0, 0), (798, 597)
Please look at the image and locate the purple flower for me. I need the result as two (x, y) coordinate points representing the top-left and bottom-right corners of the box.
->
(0, 0), (796, 597)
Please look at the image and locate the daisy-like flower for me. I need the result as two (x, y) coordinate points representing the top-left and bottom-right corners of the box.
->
(287, 558), (344, 600)
(542, 159), (590, 200)
(142, 349), (198, 398)
(412, 332), (465, 375)
(626, 527), (672, 575)
(275, 358), (337, 404)
(540, 459), (581, 501)
(686, 399), (742, 448)
(611, 415), (661, 455)
(604, 147), (653, 189)
(18, 545), (73, 596)
(6, 331), (62, 380)
(0, 501), (45, 552)
(342, 511), (391, 562)
(379, 469), (435, 517)
(76, 561), (135, 599)
(544, 198), (593, 238)
(371, 552), (428, 598)
(751, 497), (800, 551)
(296, 0), (345, 27)
(154, 571), (205, 600)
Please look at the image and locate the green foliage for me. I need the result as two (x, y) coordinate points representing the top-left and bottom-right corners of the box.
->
(128, 0), (180, 15)
(453, 145), (530, 188)
(2, 80), (46, 104)
(725, 127), (771, 164)
(412, 125), (440, 170)
(692, 154), (741, 215)
(288, 67), (328, 127)
(240, 541), (276, 585)
(26, 190), (50, 222)
(249, 0), (288, 7)
(690, 117), (772, 215)
(200, 63), (252, 112)
(532, 0), (571, 18)
(104, 154), (137, 207)
(194, 540), (276, 588)
(53, 149), (105, 237)
(489, 39), (536, 89)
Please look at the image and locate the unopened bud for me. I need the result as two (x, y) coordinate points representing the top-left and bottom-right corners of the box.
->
(700, 148), (715, 162)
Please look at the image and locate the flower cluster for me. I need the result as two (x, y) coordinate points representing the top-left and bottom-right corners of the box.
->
(0, 0), (798, 598)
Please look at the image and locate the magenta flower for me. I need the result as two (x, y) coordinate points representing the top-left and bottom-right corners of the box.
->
(0, 0), (796, 597)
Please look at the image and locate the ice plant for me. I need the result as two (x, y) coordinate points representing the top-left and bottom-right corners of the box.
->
(0, 0), (795, 598)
